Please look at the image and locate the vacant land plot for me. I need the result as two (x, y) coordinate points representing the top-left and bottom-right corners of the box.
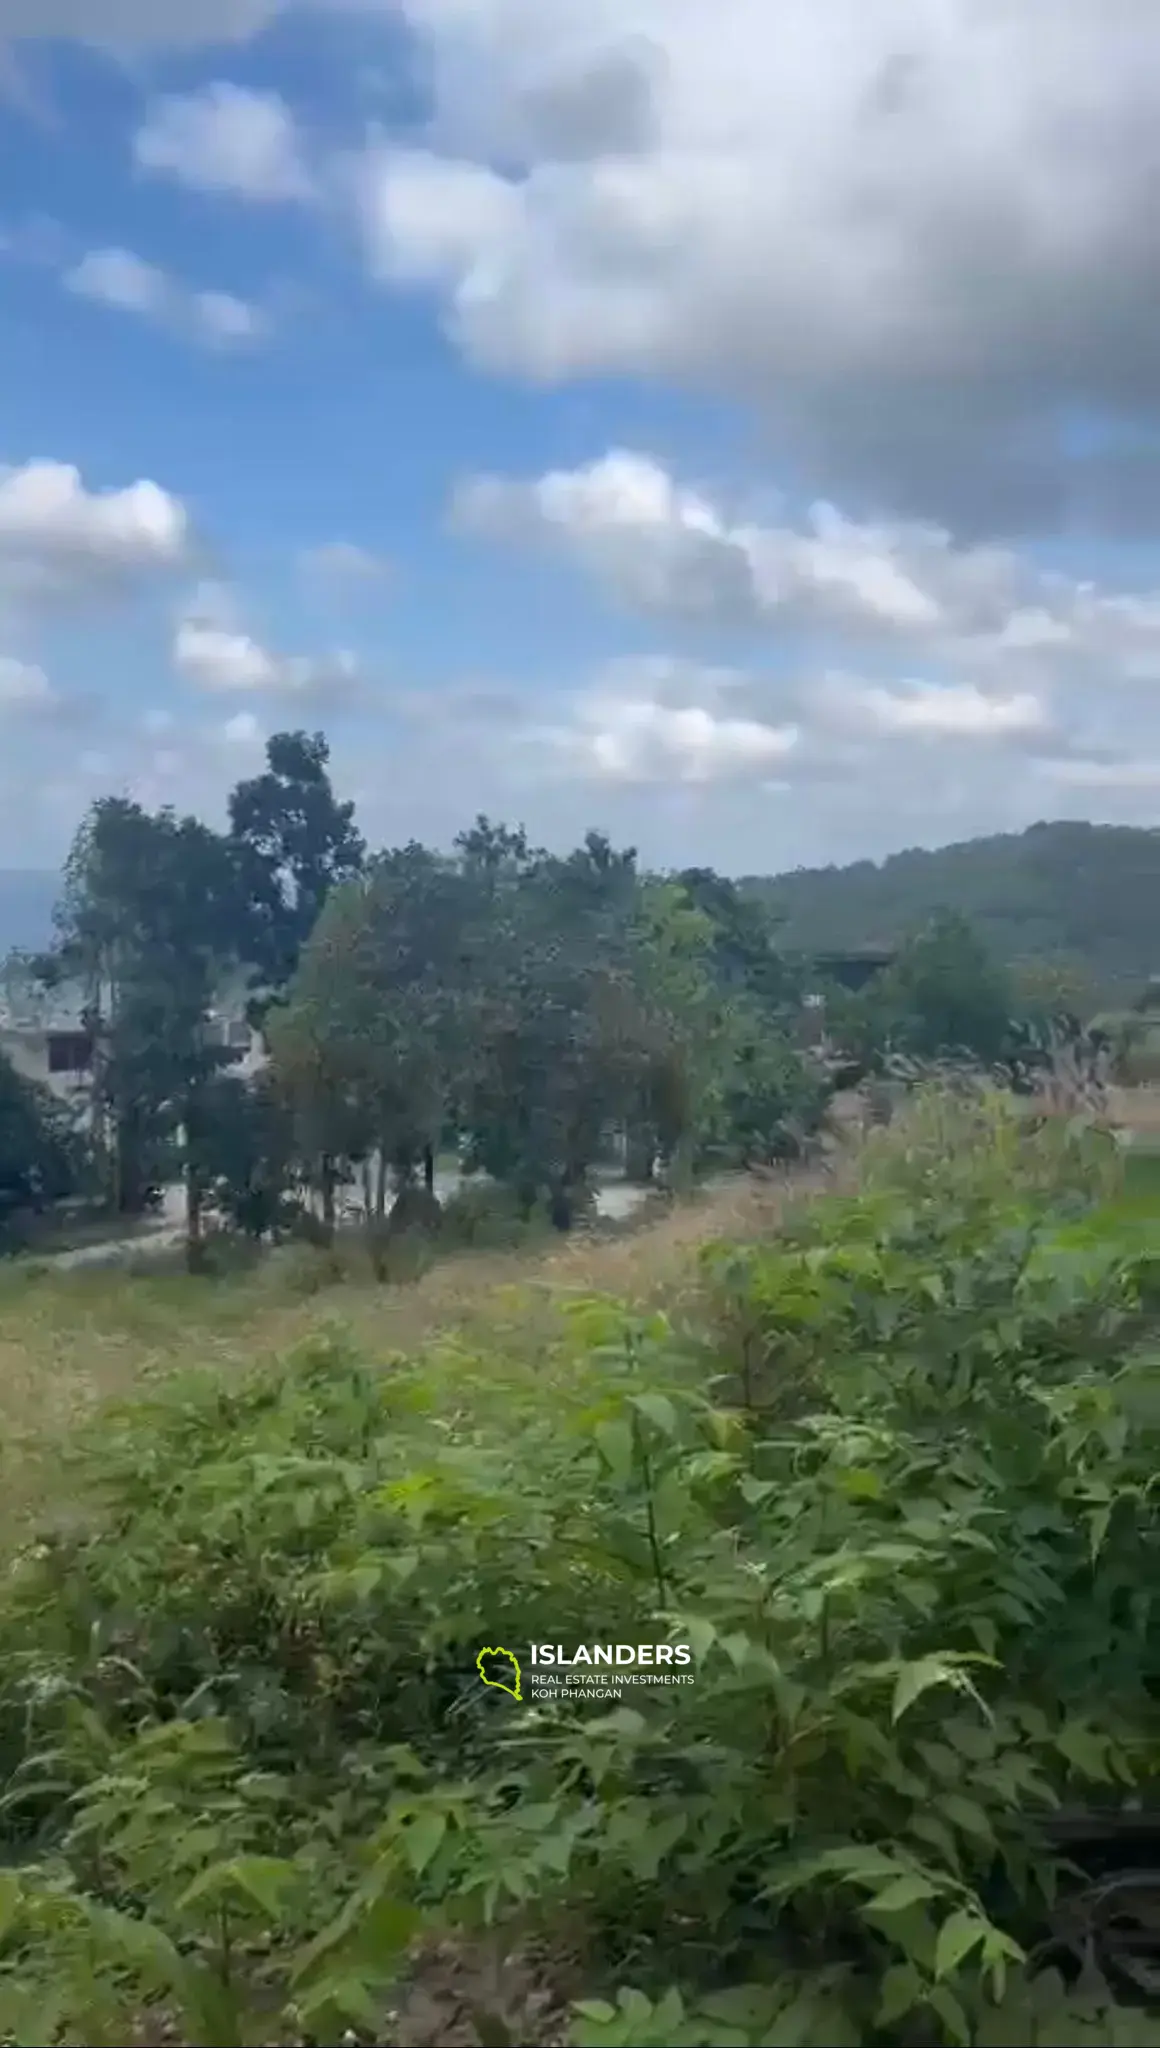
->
(0, 1169), (823, 1549)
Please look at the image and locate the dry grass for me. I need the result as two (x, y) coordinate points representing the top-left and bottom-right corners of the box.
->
(0, 1170), (826, 1549)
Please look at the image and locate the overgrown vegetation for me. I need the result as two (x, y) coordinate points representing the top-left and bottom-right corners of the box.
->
(5, 733), (1131, 1275)
(5, 751), (835, 1264)
(0, 1092), (1158, 2045)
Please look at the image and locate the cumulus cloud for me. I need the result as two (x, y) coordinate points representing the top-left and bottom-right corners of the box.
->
(355, 0), (1160, 533)
(173, 584), (362, 699)
(454, 448), (1160, 704)
(452, 451), (1022, 639)
(0, 458), (188, 612)
(548, 694), (799, 787)
(811, 677), (1052, 744)
(65, 246), (268, 350)
(135, 84), (312, 202)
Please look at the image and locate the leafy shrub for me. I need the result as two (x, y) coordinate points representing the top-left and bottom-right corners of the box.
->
(1, 1094), (1160, 2044)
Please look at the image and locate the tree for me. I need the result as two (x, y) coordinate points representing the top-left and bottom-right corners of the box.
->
(865, 911), (1016, 1067)
(193, 1072), (298, 1242)
(269, 846), (469, 1234)
(228, 731), (365, 1004)
(0, 1053), (82, 1249)
(676, 867), (797, 1017)
(49, 799), (244, 1265)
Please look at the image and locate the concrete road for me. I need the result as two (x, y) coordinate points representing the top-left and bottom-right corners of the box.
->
(43, 1173), (657, 1270)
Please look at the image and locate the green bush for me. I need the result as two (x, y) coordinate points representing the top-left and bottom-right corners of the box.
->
(1, 1093), (1159, 2045)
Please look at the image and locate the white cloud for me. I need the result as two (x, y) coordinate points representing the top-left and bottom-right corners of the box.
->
(455, 447), (1160, 706)
(173, 584), (362, 699)
(353, 0), (1160, 533)
(0, 458), (187, 612)
(518, 661), (799, 787)
(813, 677), (1051, 743)
(1034, 757), (1160, 792)
(193, 290), (268, 346)
(64, 246), (268, 350)
(175, 616), (282, 694)
(222, 710), (262, 743)
(300, 539), (392, 583)
(453, 450), (1016, 638)
(135, 84), (311, 203)
(0, 654), (54, 710)
(65, 246), (167, 318)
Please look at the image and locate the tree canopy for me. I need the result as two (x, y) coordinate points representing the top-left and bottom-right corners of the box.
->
(750, 819), (1160, 1004)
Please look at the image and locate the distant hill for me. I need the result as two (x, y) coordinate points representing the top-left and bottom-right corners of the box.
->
(749, 821), (1160, 1001)
(0, 871), (59, 957)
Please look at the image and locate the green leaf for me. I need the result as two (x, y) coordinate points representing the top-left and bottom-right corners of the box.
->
(595, 1419), (636, 1484)
(875, 1964), (924, 2029)
(938, 1793), (995, 1842)
(631, 1393), (679, 1439)
(892, 1656), (987, 1725)
(224, 1855), (298, 1918)
(865, 1874), (942, 1916)
(934, 1909), (988, 1979)
(403, 1808), (448, 1875)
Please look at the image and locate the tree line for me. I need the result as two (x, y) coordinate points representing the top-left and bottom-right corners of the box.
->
(0, 734), (832, 1259)
(753, 817), (1160, 1004)
(0, 731), (1104, 1262)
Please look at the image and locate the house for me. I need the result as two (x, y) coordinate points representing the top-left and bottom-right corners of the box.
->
(810, 947), (898, 995)
(0, 971), (266, 1121)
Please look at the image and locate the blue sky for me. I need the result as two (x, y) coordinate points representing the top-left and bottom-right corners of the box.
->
(2, 1), (1160, 874)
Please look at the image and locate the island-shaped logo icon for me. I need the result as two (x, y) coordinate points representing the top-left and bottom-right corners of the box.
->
(477, 1645), (522, 1701)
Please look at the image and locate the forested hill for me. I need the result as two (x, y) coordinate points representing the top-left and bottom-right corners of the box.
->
(748, 820), (1160, 998)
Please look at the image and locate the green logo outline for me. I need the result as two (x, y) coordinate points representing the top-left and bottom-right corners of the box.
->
(477, 1645), (522, 1701)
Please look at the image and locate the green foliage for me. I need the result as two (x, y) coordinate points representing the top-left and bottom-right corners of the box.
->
(836, 912), (1016, 1071)
(49, 796), (246, 1229)
(753, 819), (1160, 1004)
(0, 1052), (84, 1248)
(1, 1094), (1159, 2042)
(228, 728), (366, 1002)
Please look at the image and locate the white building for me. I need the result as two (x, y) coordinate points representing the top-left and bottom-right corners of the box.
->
(0, 971), (266, 1120)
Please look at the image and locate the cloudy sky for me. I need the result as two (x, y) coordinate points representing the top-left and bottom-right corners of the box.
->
(3, 0), (1160, 873)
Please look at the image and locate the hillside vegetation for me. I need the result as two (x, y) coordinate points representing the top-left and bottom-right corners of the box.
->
(750, 821), (1160, 998)
(2, 1094), (1160, 2045)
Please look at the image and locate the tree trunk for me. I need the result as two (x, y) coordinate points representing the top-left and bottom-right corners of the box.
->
(375, 1149), (389, 1219)
(423, 1143), (435, 1197)
(625, 1126), (655, 1185)
(185, 1162), (206, 1274)
(319, 1155), (336, 1241)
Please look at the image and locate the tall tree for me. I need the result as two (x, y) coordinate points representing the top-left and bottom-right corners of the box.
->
(228, 730), (365, 1004)
(269, 846), (469, 1231)
(677, 867), (797, 1016)
(50, 799), (242, 1261)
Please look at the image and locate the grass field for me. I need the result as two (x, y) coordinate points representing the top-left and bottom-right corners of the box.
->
(0, 1170), (826, 1552)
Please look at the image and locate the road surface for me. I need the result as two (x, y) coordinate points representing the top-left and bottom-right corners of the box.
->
(43, 1173), (658, 1271)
